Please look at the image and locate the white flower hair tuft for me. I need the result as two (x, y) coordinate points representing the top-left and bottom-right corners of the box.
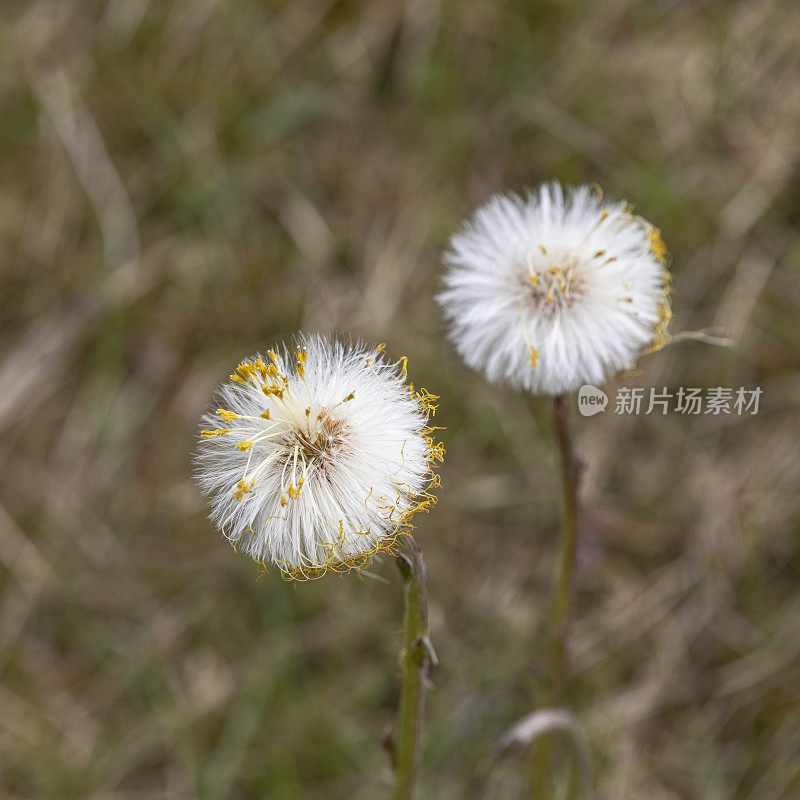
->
(195, 334), (443, 579)
(437, 181), (672, 396)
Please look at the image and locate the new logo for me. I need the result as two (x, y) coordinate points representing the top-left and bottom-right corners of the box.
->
(578, 385), (608, 416)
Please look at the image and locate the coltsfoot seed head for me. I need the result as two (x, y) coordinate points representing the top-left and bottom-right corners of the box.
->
(195, 334), (443, 579)
(438, 182), (672, 396)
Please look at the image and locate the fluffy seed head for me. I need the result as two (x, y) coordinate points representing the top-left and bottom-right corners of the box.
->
(195, 335), (443, 579)
(438, 182), (672, 396)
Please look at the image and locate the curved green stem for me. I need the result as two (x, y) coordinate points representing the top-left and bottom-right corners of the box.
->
(391, 536), (431, 800)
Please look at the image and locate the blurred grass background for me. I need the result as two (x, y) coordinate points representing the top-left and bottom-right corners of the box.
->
(1, 1), (799, 798)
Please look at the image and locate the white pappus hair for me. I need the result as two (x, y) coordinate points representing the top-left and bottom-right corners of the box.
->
(437, 182), (672, 396)
(195, 334), (443, 579)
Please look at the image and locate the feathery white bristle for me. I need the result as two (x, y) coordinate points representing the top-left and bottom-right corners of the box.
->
(195, 334), (441, 578)
(438, 182), (672, 396)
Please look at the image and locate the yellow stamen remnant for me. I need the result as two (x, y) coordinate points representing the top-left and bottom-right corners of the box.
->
(233, 479), (255, 501)
(286, 479), (304, 500)
(416, 388), (439, 415)
(643, 228), (672, 354)
(236, 362), (257, 381)
(529, 344), (539, 367)
(648, 227), (668, 263)
(202, 428), (230, 438)
(589, 182), (604, 201)
(530, 274), (539, 287)
(217, 409), (241, 422)
(259, 409), (271, 419)
(645, 300), (674, 355)
(279, 445), (307, 505)
(236, 440), (253, 452)
(295, 346), (308, 377)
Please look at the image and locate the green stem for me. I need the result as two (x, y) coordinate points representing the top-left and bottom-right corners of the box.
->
(548, 393), (580, 703)
(531, 393), (582, 797)
(391, 536), (431, 800)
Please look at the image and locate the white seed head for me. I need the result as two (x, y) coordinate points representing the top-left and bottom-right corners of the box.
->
(195, 334), (443, 579)
(438, 182), (672, 396)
